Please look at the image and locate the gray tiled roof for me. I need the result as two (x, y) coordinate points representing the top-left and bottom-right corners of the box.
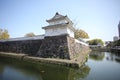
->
(42, 23), (68, 29)
(46, 12), (67, 22)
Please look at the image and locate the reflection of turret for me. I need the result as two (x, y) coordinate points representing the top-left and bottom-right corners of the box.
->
(89, 51), (105, 61)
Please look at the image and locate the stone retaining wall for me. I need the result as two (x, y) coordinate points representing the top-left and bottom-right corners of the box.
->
(67, 37), (90, 59)
(0, 39), (42, 55)
(0, 34), (90, 60)
(0, 35), (70, 59)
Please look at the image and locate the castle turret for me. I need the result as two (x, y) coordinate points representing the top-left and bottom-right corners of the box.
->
(42, 12), (75, 38)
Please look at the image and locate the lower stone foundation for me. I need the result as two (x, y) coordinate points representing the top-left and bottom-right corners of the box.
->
(0, 35), (90, 60)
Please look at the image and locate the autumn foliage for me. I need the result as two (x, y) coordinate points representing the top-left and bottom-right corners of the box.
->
(24, 32), (35, 37)
(74, 29), (89, 39)
(0, 28), (10, 40)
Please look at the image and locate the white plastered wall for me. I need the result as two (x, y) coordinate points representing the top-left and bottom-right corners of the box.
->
(45, 26), (74, 38)
(67, 27), (74, 38)
(49, 20), (67, 25)
(45, 27), (67, 36)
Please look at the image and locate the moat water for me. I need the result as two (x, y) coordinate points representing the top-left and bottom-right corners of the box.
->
(0, 51), (120, 80)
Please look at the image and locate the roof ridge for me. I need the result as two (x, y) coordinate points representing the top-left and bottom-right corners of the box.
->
(46, 12), (66, 22)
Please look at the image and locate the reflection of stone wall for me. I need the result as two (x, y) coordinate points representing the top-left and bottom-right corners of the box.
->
(0, 56), (90, 80)
(0, 34), (90, 60)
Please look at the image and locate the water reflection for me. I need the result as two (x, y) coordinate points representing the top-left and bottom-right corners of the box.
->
(89, 51), (105, 61)
(0, 64), (4, 79)
(0, 52), (120, 80)
(0, 56), (90, 80)
(106, 52), (120, 63)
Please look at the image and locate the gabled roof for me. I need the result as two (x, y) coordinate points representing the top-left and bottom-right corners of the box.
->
(42, 23), (68, 29)
(46, 12), (67, 22)
(42, 22), (75, 32)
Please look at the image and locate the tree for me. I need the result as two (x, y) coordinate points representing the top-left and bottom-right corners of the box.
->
(87, 39), (104, 46)
(74, 29), (89, 39)
(106, 39), (120, 47)
(24, 32), (35, 37)
(0, 28), (10, 40)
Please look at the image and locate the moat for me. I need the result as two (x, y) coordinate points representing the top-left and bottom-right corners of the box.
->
(0, 51), (120, 80)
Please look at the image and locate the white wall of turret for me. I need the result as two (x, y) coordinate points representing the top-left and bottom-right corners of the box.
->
(67, 27), (74, 37)
(49, 20), (68, 25)
(45, 26), (74, 37)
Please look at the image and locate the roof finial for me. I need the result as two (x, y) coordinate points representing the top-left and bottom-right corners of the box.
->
(118, 21), (120, 26)
(56, 12), (59, 15)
